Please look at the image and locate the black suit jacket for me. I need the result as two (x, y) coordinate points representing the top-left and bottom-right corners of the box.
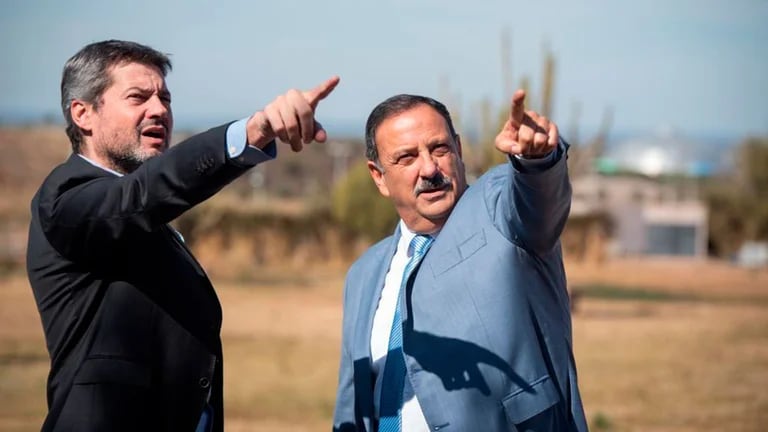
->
(26, 124), (268, 431)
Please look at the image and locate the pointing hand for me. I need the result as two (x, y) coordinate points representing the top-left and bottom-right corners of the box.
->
(247, 75), (341, 152)
(495, 89), (558, 158)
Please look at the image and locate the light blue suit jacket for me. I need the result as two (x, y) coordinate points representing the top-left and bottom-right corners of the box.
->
(333, 145), (588, 432)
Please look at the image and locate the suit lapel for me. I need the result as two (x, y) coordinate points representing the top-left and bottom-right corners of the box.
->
(354, 225), (400, 365)
(163, 225), (223, 315)
(69, 153), (223, 318)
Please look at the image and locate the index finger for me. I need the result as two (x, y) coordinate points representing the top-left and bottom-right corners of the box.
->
(509, 89), (526, 129)
(304, 75), (341, 109)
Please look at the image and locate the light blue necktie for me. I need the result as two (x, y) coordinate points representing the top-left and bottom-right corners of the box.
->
(379, 234), (434, 432)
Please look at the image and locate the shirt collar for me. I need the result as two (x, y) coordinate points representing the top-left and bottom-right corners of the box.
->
(397, 219), (440, 257)
(77, 153), (124, 177)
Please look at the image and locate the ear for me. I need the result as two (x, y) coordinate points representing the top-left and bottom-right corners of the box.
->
(367, 160), (390, 198)
(70, 100), (95, 134)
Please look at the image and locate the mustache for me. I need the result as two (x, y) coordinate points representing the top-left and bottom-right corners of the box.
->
(414, 173), (452, 195)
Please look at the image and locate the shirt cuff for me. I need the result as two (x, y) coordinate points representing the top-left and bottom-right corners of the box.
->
(225, 117), (277, 165)
(510, 138), (565, 173)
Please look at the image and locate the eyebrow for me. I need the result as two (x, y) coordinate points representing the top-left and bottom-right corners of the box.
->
(392, 138), (450, 153)
(124, 86), (171, 97)
(427, 139), (450, 146)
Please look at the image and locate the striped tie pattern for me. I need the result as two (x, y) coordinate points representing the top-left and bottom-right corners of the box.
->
(379, 234), (434, 432)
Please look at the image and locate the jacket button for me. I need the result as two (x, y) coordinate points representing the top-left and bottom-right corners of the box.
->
(199, 377), (210, 389)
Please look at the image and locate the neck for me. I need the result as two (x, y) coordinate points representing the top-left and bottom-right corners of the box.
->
(80, 143), (140, 174)
(401, 217), (445, 236)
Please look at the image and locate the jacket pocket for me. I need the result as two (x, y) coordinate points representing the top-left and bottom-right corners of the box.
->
(73, 357), (151, 387)
(429, 229), (487, 276)
(501, 374), (560, 424)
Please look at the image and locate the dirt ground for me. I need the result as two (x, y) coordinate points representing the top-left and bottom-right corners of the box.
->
(1, 258), (767, 431)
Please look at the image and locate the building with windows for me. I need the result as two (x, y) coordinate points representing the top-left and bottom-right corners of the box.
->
(569, 129), (714, 258)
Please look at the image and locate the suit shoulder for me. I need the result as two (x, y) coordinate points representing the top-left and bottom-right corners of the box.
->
(34, 155), (111, 203)
(347, 235), (394, 277)
(453, 163), (510, 206)
(477, 163), (512, 187)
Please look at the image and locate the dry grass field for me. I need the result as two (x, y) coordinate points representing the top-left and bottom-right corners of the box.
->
(1, 259), (767, 432)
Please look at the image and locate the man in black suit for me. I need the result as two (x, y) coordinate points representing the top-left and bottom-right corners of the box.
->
(26, 39), (339, 432)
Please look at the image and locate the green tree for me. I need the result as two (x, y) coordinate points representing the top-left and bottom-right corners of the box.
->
(705, 137), (768, 256)
(331, 162), (399, 241)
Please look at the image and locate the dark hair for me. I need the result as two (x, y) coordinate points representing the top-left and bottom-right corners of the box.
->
(364, 94), (457, 163)
(61, 40), (172, 153)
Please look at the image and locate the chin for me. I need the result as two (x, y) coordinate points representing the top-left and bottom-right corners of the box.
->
(421, 203), (454, 223)
(423, 193), (455, 211)
(144, 146), (166, 157)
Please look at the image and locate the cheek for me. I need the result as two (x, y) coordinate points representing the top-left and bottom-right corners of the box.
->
(103, 112), (134, 131)
(445, 158), (463, 179)
(389, 172), (416, 198)
(405, 172), (421, 192)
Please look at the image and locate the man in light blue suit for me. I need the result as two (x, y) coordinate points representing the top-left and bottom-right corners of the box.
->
(332, 90), (588, 432)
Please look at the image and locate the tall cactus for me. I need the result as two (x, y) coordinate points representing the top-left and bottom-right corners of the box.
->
(540, 41), (555, 119)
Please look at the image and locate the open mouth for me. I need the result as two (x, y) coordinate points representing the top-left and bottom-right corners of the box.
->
(141, 126), (167, 143)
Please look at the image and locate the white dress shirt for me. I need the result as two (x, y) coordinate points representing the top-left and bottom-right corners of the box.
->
(370, 220), (432, 432)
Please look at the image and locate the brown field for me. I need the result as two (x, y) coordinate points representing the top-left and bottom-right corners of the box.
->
(1, 259), (767, 432)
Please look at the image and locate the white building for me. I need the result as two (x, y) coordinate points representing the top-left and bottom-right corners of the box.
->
(570, 130), (711, 258)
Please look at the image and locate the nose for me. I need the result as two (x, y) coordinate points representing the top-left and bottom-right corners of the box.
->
(146, 94), (170, 120)
(418, 152), (439, 178)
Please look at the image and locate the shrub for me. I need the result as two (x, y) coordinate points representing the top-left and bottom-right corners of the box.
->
(331, 162), (398, 241)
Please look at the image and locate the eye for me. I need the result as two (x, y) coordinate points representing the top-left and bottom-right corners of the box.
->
(397, 154), (416, 166)
(432, 144), (450, 156)
(160, 93), (172, 104)
(128, 93), (148, 102)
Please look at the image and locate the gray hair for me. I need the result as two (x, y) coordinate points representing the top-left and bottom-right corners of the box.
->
(364, 94), (458, 163)
(61, 40), (172, 153)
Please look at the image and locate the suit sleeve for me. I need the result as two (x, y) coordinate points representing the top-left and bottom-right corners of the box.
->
(38, 123), (267, 261)
(485, 140), (572, 255)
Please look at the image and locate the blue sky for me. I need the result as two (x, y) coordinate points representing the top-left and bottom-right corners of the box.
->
(1, 0), (766, 140)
